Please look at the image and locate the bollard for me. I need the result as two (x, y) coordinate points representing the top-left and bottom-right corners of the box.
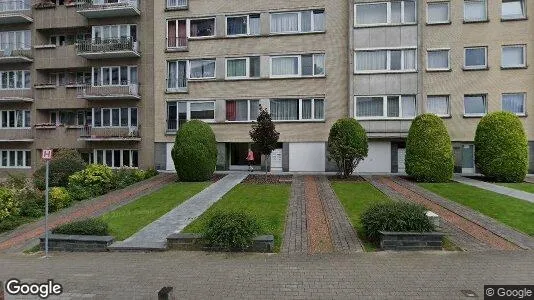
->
(157, 287), (174, 300)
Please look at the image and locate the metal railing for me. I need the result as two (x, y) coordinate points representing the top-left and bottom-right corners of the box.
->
(76, 0), (137, 10)
(0, 88), (32, 100)
(0, 0), (30, 12)
(0, 43), (32, 59)
(77, 82), (139, 98)
(77, 38), (138, 54)
(166, 37), (188, 49)
(79, 125), (140, 139)
(166, 0), (187, 9)
(0, 128), (33, 141)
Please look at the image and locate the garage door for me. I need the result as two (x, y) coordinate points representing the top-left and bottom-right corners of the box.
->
(289, 143), (325, 172)
(355, 141), (391, 173)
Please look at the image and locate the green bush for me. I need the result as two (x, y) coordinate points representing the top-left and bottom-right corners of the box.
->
(328, 118), (368, 178)
(171, 120), (217, 182)
(52, 218), (109, 236)
(203, 211), (260, 251)
(33, 149), (86, 190)
(113, 168), (140, 190)
(406, 114), (454, 182)
(49, 187), (72, 212)
(474, 112), (528, 182)
(361, 202), (434, 243)
(0, 188), (20, 222)
(16, 187), (45, 218)
(67, 164), (115, 201)
(2, 173), (28, 189)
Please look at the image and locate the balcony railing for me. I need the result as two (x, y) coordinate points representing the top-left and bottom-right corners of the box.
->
(76, 0), (139, 18)
(76, 38), (139, 59)
(0, 128), (34, 142)
(0, 89), (33, 102)
(79, 125), (140, 141)
(166, 0), (187, 10)
(0, 44), (33, 63)
(166, 37), (188, 50)
(77, 82), (140, 100)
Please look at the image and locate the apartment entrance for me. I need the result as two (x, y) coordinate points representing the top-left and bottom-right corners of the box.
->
(462, 145), (475, 174)
(229, 143), (260, 170)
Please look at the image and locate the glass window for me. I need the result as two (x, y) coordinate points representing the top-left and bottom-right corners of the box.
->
(464, 0), (487, 22)
(428, 2), (450, 24)
(427, 50), (450, 70)
(355, 49), (416, 72)
(502, 0), (525, 19)
(270, 99), (299, 121)
(427, 95), (450, 116)
(314, 99), (325, 120)
(271, 12), (299, 33)
(227, 16), (248, 36)
(190, 102), (215, 120)
(356, 95), (417, 118)
(502, 45), (525, 68)
(189, 18), (215, 37)
(271, 56), (299, 76)
(356, 97), (384, 117)
(313, 10), (325, 31)
(464, 94), (487, 115)
(227, 58), (247, 78)
(250, 15), (260, 35)
(249, 56), (260, 78)
(464, 47), (487, 69)
(189, 60), (216, 79)
(313, 54), (325, 75)
(355, 1), (416, 25)
(356, 3), (388, 25)
(167, 60), (188, 90)
(167, 102), (177, 131)
(302, 55), (314, 76)
(502, 93), (525, 115)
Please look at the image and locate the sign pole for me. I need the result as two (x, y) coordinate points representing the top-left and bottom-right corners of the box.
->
(45, 159), (49, 258)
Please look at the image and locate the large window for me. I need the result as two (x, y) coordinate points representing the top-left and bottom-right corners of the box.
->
(270, 10), (325, 33)
(427, 2), (450, 24)
(270, 99), (325, 121)
(464, 94), (487, 116)
(188, 18), (215, 38)
(0, 30), (31, 51)
(226, 57), (260, 79)
(226, 100), (260, 121)
(92, 66), (137, 86)
(355, 1), (416, 26)
(92, 107), (137, 128)
(464, 0), (487, 22)
(167, 19), (187, 48)
(167, 60), (188, 91)
(502, 93), (526, 115)
(0, 150), (31, 168)
(464, 47), (487, 69)
(226, 15), (260, 36)
(502, 0), (526, 20)
(189, 59), (216, 79)
(49, 110), (91, 126)
(355, 48), (416, 72)
(427, 95), (450, 117)
(94, 149), (138, 168)
(0, 0), (30, 12)
(166, 0), (188, 9)
(0, 71), (30, 89)
(92, 24), (137, 42)
(502, 45), (526, 68)
(167, 101), (215, 131)
(0, 110), (30, 128)
(427, 49), (450, 70)
(355, 95), (416, 119)
(270, 54), (325, 77)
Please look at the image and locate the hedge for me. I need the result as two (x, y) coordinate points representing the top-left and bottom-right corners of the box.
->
(52, 218), (109, 236)
(203, 211), (260, 251)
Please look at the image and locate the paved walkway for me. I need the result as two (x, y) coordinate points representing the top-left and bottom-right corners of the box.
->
(109, 172), (248, 251)
(1, 251), (533, 299)
(0, 174), (175, 254)
(454, 175), (534, 204)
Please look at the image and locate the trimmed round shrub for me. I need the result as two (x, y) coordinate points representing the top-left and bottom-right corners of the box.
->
(361, 202), (434, 242)
(474, 112), (528, 182)
(52, 218), (109, 236)
(328, 118), (368, 177)
(49, 187), (72, 212)
(33, 149), (86, 190)
(171, 120), (217, 182)
(203, 211), (260, 251)
(67, 164), (115, 201)
(406, 114), (454, 182)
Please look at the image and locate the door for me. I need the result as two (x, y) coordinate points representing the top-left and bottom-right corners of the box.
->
(462, 145), (475, 174)
(271, 148), (283, 172)
(397, 148), (406, 173)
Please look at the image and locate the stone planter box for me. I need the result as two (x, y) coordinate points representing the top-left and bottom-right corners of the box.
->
(40, 234), (114, 252)
(167, 233), (274, 253)
(379, 231), (444, 251)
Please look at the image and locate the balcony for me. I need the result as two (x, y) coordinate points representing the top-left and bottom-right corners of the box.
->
(0, 46), (33, 64)
(0, 128), (34, 142)
(34, 44), (88, 69)
(77, 38), (140, 59)
(166, 37), (188, 51)
(0, 89), (33, 102)
(165, 0), (188, 11)
(79, 126), (141, 141)
(76, 0), (139, 18)
(34, 85), (89, 110)
(0, 1), (32, 24)
(76, 83), (140, 100)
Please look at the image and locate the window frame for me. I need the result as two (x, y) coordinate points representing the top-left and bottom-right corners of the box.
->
(463, 94), (488, 117)
(354, 95), (417, 120)
(0, 70), (31, 90)
(187, 17), (216, 39)
(166, 60), (189, 91)
(0, 150), (31, 169)
(225, 14), (260, 37)
(501, 44), (527, 69)
(427, 1), (451, 24)
(501, 0), (526, 20)
(463, 0), (488, 22)
(464, 46), (488, 70)
(501, 92), (526, 116)
(0, 110), (30, 128)
(354, 1), (417, 27)
(225, 99), (261, 122)
(93, 149), (139, 169)
(269, 10), (325, 34)
(426, 48), (451, 71)
(91, 66), (137, 86)
(269, 98), (326, 122)
(426, 95), (451, 117)
(166, 101), (216, 129)
(269, 54), (326, 78)
(91, 107), (138, 128)
(188, 59), (216, 80)
(225, 57), (261, 80)
(354, 47), (417, 74)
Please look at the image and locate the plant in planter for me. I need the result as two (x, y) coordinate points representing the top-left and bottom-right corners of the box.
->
(203, 211), (260, 251)
(33, 1), (56, 9)
(52, 218), (109, 236)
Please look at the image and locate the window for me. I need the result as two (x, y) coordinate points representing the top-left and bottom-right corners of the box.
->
(0, 150), (31, 168)
(464, 47), (487, 69)
(464, 0), (487, 22)
(190, 102), (215, 120)
(355, 95), (416, 119)
(189, 18), (215, 38)
(0, 110), (30, 128)
(270, 10), (325, 33)
(355, 1), (416, 26)
(270, 99), (325, 121)
(427, 2), (450, 24)
(0, 30), (31, 51)
(166, 101), (216, 130)
(226, 15), (260, 36)
(0, 0), (29, 12)
(427, 49), (450, 70)
(355, 49), (416, 72)
(427, 95), (450, 117)
(502, 0), (526, 19)
(92, 108), (137, 128)
(167, 19), (187, 48)
(189, 59), (216, 79)
(94, 149), (138, 168)
(226, 100), (260, 121)
(464, 94), (487, 116)
(166, 0), (188, 9)
(92, 66), (137, 86)
(0, 71), (30, 89)
(167, 60), (188, 91)
(76, 71), (91, 85)
(226, 57), (260, 79)
(502, 93), (526, 115)
(270, 54), (325, 77)
(502, 45), (526, 68)
(92, 24), (137, 42)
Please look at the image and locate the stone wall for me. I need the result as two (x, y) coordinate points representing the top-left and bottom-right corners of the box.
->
(167, 233), (274, 253)
(380, 232), (444, 251)
(40, 234), (114, 252)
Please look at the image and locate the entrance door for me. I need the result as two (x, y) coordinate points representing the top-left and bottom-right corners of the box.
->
(229, 143), (260, 170)
(397, 148), (406, 173)
(271, 148), (283, 172)
(462, 145), (475, 174)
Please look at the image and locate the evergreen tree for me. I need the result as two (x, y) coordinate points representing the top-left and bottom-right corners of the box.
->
(249, 105), (280, 173)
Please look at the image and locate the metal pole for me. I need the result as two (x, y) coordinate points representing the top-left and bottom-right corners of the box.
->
(45, 160), (49, 257)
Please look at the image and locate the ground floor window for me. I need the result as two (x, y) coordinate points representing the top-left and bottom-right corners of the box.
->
(0, 150), (31, 168)
(167, 101), (215, 131)
(356, 95), (416, 119)
(464, 94), (487, 116)
(94, 149), (138, 168)
(270, 98), (325, 121)
(502, 93), (525, 115)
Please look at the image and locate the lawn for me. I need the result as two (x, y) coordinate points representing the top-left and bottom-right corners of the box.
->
(182, 184), (290, 252)
(419, 182), (534, 236)
(100, 182), (209, 240)
(497, 183), (534, 194)
(330, 182), (391, 251)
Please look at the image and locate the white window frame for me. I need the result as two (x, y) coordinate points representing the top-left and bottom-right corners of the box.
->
(166, 60), (189, 91)
(463, 0), (488, 22)
(501, 92), (526, 116)
(269, 54), (326, 78)
(463, 94), (488, 117)
(91, 24), (137, 41)
(226, 57), (251, 79)
(501, 0), (526, 20)
(188, 59), (216, 80)
(269, 10), (325, 34)
(0, 150), (31, 169)
(426, 95), (451, 117)
(166, 0), (188, 9)
(426, 48), (451, 71)
(354, 1), (417, 27)
(269, 98), (325, 122)
(464, 46), (488, 70)
(94, 149), (139, 169)
(354, 95), (417, 120)
(427, 1), (451, 24)
(354, 47), (417, 74)
(0, 70), (31, 90)
(92, 66), (137, 87)
(167, 101), (215, 125)
(187, 17), (216, 39)
(501, 44), (527, 68)
(225, 99), (260, 122)
(0, 30), (31, 50)
(166, 19), (187, 49)
(0, 110), (30, 128)
(225, 15), (260, 37)
(92, 107), (138, 128)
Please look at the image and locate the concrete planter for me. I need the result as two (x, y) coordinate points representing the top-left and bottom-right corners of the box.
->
(379, 231), (444, 251)
(40, 234), (114, 252)
(167, 233), (274, 253)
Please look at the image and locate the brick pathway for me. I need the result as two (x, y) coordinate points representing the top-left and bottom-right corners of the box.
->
(454, 175), (534, 204)
(0, 174), (175, 253)
(281, 176), (308, 254)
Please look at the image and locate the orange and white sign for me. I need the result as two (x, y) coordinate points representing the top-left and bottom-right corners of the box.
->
(42, 149), (53, 160)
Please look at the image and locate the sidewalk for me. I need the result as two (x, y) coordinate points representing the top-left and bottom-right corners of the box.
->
(453, 175), (534, 204)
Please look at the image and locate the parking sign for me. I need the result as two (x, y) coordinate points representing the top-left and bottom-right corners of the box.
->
(42, 149), (53, 160)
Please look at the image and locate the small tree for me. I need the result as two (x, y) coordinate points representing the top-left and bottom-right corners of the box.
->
(249, 106), (280, 173)
(33, 149), (86, 190)
(328, 118), (368, 178)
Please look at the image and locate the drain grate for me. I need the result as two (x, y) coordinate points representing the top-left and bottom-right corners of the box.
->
(461, 290), (478, 298)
